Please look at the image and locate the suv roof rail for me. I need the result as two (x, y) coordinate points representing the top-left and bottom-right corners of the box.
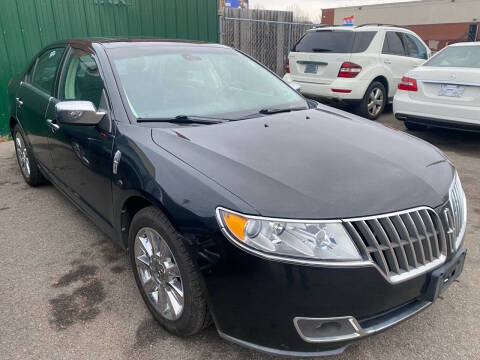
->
(312, 24), (342, 28)
(356, 23), (405, 28)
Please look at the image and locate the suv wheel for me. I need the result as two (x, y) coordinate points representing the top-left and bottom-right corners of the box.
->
(13, 125), (47, 186)
(129, 206), (210, 336)
(357, 81), (387, 120)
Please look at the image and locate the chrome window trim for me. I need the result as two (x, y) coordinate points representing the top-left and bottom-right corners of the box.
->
(418, 79), (480, 87)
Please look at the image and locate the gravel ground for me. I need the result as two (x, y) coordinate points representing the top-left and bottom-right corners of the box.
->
(0, 109), (479, 360)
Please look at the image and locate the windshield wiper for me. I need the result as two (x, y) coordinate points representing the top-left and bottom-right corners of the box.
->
(258, 106), (308, 115)
(137, 115), (229, 124)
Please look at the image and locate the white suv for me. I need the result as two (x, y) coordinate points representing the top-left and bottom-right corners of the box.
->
(283, 25), (431, 119)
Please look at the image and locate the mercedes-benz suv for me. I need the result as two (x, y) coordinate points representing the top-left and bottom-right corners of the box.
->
(284, 25), (430, 119)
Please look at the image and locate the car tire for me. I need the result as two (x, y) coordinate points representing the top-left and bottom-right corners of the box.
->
(405, 121), (428, 131)
(356, 81), (387, 120)
(13, 124), (47, 186)
(129, 206), (210, 337)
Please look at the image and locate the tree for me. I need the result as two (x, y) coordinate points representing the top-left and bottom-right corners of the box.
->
(286, 4), (315, 23)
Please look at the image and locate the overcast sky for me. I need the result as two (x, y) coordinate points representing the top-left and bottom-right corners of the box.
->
(250, 0), (416, 17)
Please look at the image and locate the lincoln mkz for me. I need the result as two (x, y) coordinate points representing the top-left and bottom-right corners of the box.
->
(8, 39), (467, 357)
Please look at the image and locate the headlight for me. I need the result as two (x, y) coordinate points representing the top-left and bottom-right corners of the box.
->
(449, 171), (467, 248)
(216, 208), (362, 263)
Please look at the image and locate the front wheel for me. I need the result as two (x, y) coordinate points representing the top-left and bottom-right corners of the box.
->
(356, 81), (387, 120)
(129, 206), (210, 336)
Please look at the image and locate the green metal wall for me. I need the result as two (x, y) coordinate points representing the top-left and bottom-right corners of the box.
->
(0, 0), (219, 136)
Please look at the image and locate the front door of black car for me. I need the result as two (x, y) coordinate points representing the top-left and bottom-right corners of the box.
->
(49, 48), (115, 226)
(16, 47), (65, 170)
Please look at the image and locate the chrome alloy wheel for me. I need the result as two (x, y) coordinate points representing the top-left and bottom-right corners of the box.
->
(15, 133), (31, 178)
(134, 227), (184, 321)
(367, 87), (384, 117)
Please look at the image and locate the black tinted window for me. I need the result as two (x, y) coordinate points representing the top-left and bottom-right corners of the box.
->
(352, 32), (376, 52)
(294, 31), (355, 53)
(382, 32), (405, 56)
(404, 34), (428, 59)
(31, 48), (65, 94)
(294, 30), (376, 54)
(60, 49), (104, 108)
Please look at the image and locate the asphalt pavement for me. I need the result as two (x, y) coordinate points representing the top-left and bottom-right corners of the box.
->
(0, 110), (479, 359)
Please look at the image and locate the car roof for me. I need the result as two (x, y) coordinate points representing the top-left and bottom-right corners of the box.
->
(46, 37), (226, 49)
(449, 41), (480, 47)
(308, 25), (409, 32)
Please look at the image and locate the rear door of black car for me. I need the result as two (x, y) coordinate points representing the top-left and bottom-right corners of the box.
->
(16, 47), (65, 170)
(49, 46), (115, 228)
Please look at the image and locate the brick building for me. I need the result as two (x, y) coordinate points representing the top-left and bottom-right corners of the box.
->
(322, 0), (480, 51)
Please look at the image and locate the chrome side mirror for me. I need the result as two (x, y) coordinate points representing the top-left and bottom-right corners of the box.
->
(56, 101), (105, 125)
(288, 81), (301, 92)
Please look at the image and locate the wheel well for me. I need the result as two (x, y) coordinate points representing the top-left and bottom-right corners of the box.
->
(9, 117), (17, 134)
(121, 196), (153, 247)
(372, 76), (389, 98)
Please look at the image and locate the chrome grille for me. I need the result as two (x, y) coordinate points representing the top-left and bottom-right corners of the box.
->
(448, 173), (467, 249)
(344, 208), (447, 283)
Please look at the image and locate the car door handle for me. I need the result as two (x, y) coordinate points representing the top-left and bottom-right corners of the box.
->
(384, 60), (392, 64)
(16, 97), (23, 107)
(46, 118), (60, 132)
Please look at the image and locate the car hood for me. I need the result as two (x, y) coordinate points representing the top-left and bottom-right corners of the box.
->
(151, 107), (454, 219)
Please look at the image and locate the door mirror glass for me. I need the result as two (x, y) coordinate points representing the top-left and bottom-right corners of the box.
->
(56, 101), (105, 125)
(288, 81), (301, 92)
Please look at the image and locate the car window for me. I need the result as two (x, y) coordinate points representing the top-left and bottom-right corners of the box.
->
(293, 30), (376, 54)
(403, 34), (428, 59)
(31, 48), (65, 94)
(60, 49), (104, 108)
(382, 32), (405, 56)
(293, 31), (355, 53)
(24, 60), (37, 83)
(352, 32), (377, 53)
(424, 45), (480, 68)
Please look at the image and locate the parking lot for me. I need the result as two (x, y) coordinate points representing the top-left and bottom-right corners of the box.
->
(0, 109), (479, 360)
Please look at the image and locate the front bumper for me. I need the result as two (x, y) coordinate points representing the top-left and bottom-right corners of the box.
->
(204, 235), (466, 357)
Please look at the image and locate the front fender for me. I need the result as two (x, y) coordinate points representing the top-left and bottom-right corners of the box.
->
(111, 123), (257, 250)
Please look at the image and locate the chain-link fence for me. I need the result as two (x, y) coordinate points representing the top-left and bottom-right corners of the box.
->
(220, 9), (321, 76)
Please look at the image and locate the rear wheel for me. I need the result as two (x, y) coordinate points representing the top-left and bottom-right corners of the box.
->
(129, 206), (210, 336)
(405, 121), (428, 131)
(13, 125), (46, 186)
(356, 81), (387, 120)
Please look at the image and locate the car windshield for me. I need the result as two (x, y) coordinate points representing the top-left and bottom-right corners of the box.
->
(107, 44), (307, 120)
(424, 46), (480, 68)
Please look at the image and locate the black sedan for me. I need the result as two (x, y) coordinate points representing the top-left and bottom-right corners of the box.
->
(7, 39), (467, 357)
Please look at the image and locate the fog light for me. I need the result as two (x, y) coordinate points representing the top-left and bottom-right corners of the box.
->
(294, 316), (365, 343)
